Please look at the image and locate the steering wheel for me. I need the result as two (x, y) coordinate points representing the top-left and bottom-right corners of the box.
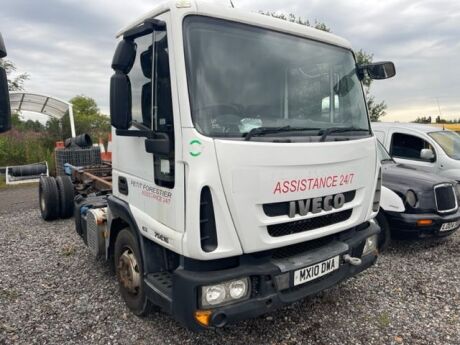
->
(194, 104), (243, 134)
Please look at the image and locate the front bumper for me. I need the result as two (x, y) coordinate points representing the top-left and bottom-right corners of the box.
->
(386, 209), (460, 238)
(170, 221), (379, 331)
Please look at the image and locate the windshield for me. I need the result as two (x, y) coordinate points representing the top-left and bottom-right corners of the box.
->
(429, 131), (460, 159)
(183, 16), (370, 140)
(377, 141), (393, 162)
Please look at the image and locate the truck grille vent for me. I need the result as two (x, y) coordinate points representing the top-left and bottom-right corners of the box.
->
(200, 187), (218, 252)
(434, 184), (457, 213)
(263, 190), (355, 217)
(272, 234), (336, 259)
(267, 209), (352, 237)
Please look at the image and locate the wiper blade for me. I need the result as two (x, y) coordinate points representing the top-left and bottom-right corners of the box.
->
(319, 127), (370, 142)
(244, 126), (320, 141)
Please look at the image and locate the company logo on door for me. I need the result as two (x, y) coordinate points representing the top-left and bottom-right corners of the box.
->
(273, 173), (355, 194)
(131, 181), (172, 204)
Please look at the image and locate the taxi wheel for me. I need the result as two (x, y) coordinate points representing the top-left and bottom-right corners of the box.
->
(375, 212), (391, 252)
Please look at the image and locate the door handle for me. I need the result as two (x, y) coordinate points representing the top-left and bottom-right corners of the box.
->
(118, 176), (128, 195)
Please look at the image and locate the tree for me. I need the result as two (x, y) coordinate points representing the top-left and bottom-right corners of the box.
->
(260, 12), (387, 121)
(413, 116), (432, 124)
(48, 95), (110, 141)
(0, 59), (29, 91)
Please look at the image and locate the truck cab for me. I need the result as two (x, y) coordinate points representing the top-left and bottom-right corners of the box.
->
(0, 1), (396, 331)
(103, 0), (396, 330)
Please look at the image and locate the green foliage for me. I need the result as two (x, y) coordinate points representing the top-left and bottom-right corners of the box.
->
(355, 50), (373, 88)
(414, 116), (460, 124)
(366, 91), (387, 122)
(259, 11), (331, 32)
(11, 113), (45, 132)
(0, 59), (29, 91)
(50, 95), (111, 141)
(413, 116), (432, 123)
(0, 95), (107, 174)
(259, 11), (387, 122)
(0, 129), (54, 169)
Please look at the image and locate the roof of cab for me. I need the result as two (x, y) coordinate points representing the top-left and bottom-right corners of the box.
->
(116, 0), (352, 50)
(372, 122), (448, 134)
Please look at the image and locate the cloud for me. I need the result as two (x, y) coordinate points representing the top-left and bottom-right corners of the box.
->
(1, 0), (459, 122)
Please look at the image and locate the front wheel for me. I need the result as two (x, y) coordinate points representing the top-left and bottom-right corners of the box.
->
(114, 229), (153, 316)
(375, 212), (391, 252)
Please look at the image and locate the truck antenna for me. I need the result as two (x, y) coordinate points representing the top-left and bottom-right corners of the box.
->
(229, 0), (235, 8)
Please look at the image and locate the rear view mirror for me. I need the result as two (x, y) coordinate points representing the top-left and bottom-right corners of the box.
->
(420, 148), (435, 161)
(359, 61), (396, 80)
(0, 33), (11, 133)
(145, 133), (172, 157)
(0, 34), (7, 58)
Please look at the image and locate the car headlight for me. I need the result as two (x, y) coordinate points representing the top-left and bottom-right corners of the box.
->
(362, 234), (378, 256)
(405, 190), (418, 208)
(201, 278), (250, 308)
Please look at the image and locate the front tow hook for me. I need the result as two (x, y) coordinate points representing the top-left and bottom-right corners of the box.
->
(343, 254), (362, 266)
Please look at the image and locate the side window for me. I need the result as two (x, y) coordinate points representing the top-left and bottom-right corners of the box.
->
(390, 133), (434, 161)
(128, 29), (175, 189)
(153, 31), (175, 189)
(129, 35), (153, 128)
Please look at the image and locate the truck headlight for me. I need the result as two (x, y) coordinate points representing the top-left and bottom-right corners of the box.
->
(201, 278), (250, 308)
(204, 285), (226, 306)
(405, 190), (418, 208)
(362, 235), (378, 256)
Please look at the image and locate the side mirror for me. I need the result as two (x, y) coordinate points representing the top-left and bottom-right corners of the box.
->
(145, 133), (172, 157)
(0, 34), (7, 58)
(420, 148), (435, 161)
(0, 33), (11, 133)
(359, 61), (396, 80)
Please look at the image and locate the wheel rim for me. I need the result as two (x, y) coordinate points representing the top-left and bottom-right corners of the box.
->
(117, 247), (141, 295)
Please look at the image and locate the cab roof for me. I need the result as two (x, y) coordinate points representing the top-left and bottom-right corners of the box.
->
(116, 0), (352, 50)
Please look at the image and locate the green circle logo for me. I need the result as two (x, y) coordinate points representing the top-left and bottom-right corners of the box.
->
(189, 139), (202, 157)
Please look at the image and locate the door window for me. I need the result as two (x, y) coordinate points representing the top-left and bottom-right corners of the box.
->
(129, 35), (153, 128)
(128, 28), (175, 189)
(152, 30), (175, 189)
(390, 132), (435, 161)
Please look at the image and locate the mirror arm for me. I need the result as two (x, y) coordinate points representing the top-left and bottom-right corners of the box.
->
(116, 129), (153, 138)
(356, 65), (365, 81)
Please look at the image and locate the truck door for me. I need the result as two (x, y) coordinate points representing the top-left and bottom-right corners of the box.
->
(113, 12), (185, 251)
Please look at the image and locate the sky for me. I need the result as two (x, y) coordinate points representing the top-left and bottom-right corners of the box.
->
(1, 0), (459, 123)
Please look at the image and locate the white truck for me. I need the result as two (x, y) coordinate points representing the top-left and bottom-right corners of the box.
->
(0, 1), (396, 330)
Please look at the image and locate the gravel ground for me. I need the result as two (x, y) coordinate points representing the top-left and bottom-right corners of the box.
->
(0, 186), (459, 345)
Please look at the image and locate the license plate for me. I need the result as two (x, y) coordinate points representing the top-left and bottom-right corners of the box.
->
(294, 256), (340, 286)
(440, 221), (459, 232)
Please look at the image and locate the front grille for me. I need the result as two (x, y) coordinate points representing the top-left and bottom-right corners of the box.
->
(434, 184), (457, 213)
(267, 209), (353, 237)
(263, 190), (355, 217)
(272, 232), (340, 259)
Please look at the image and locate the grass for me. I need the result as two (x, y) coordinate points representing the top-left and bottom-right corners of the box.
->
(0, 288), (20, 301)
(61, 244), (77, 256)
(377, 311), (391, 328)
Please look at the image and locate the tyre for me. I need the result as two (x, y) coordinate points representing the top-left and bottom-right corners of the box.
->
(39, 176), (60, 221)
(114, 229), (154, 316)
(56, 176), (74, 219)
(375, 212), (391, 252)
